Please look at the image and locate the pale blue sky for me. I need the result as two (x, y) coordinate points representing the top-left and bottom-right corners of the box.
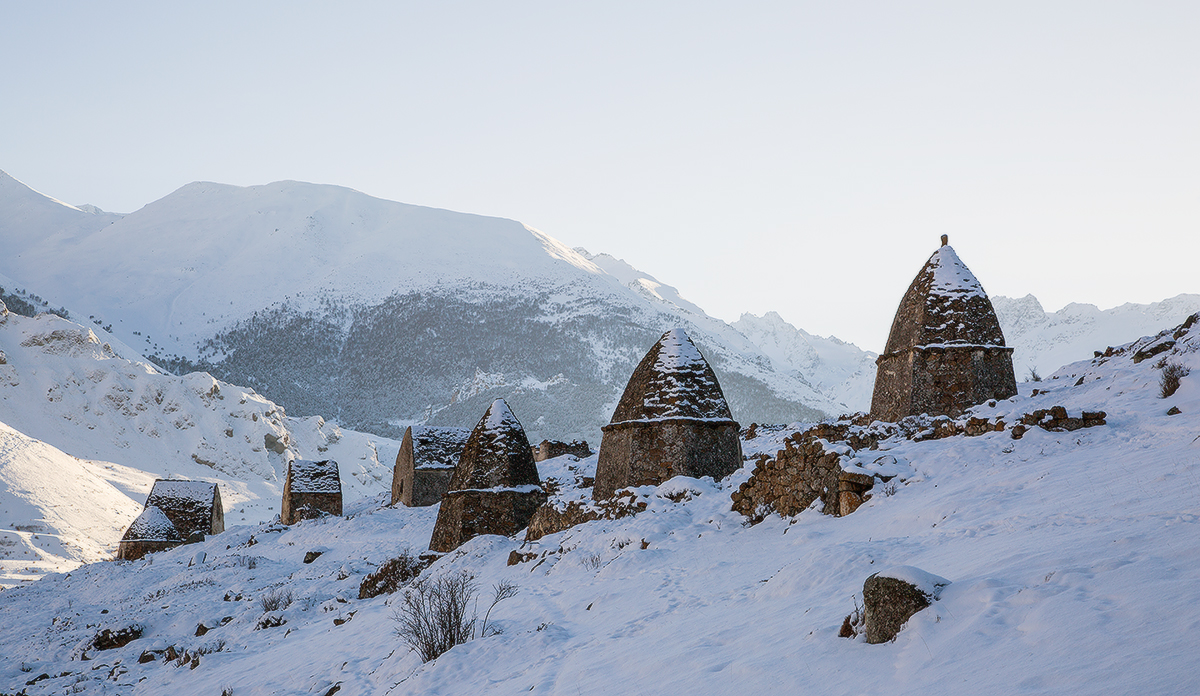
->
(3, 1), (1197, 351)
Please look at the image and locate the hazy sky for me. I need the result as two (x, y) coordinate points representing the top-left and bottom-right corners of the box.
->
(3, 2), (1197, 351)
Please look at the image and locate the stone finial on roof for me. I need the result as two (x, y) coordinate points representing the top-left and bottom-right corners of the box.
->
(940, 234), (948, 247)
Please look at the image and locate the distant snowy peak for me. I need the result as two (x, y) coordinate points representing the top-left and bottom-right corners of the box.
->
(993, 293), (1200, 378)
(732, 311), (877, 413)
(0, 169), (123, 258)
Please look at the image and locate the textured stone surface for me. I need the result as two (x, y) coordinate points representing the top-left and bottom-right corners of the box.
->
(391, 426), (469, 507)
(525, 491), (648, 542)
(863, 574), (935, 644)
(533, 439), (591, 462)
(282, 459), (342, 524)
(595, 329), (742, 500)
(871, 241), (1017, 422)
(430, 489), (547, 552)
(144, 479), (224, 542)
(731, 416), (888, 521)
(429, 399), (544, 552)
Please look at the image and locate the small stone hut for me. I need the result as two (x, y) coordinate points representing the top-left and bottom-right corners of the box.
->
(144, 479), (224, 542)
(871, 236), (1017, 423)
(593, 328), (742, 500)
(281, 459), (343, 524)
(391, 426), (470, 507)
(532, 439), (591, 462)
(116, 506), (184, 561)
(429, 399), (545, 553)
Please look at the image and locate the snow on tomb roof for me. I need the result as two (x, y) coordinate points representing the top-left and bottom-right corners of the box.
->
(288, 459), (342, 493)
(147, 479), (218, 505)
(881, 239), (1008, 355)
(609, 328), (735, 424)
(449, 399), (540, 490)
(121, 506), (182, 542)
(410, 426), (470, 470)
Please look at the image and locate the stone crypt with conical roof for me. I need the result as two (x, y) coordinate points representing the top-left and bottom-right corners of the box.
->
(871, 236), (1017, 422)
(594, 328), (742, 500)
(429, 399), (546, 552)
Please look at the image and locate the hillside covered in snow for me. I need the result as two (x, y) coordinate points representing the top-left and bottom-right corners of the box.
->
(0, 304), (397, 588)
(0, 171), (846, 444)
(1, 307), (1197, 694)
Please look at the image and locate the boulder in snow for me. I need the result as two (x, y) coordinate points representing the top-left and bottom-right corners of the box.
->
(863, 565), (950, 644)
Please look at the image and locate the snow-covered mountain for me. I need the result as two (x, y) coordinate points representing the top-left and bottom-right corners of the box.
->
(732, 311), (877, 413)
(993, 293), (1200, 380)
(0, 305), (397, 587)
(2, 311), (1198, 694)
(0, 173), (836, 444)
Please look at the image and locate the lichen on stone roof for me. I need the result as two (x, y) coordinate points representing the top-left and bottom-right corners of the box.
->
(449, 399), (540, 490)
(122, 506), (182, 542)
(609, 328), (734, 423)
(147, 480), (217, 506)
(288, 459), (342, 493)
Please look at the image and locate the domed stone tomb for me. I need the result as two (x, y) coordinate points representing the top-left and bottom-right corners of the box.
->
(429, 399), (546, 552)
(593, 328), (742, 500)
(870, 236), (1017, 422)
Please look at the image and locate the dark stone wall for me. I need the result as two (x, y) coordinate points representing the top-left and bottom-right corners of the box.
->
(391, 429), (416, 506)
(281, 491), (342, 525)
(410, 469), (454, 507)
(533, 440), (591, 462)
(117, 539), (183, 561)
(428, 488), (547, 552)
(872, 346), (1016, 423)
(593, 419), (742, 500)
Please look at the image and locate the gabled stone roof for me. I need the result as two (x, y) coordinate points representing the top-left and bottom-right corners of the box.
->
(881, 241), (1007, 355)
(609, 328), (734, 424)
(121, 506), (182, 542)
(288, 459), (342, 493)
(145, 479), (221, 539)
(449, 399), (540, 490)
(409, 426), (470, 470)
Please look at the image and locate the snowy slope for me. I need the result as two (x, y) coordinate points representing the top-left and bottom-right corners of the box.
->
(993, 293), (1200, 380)
(0, 421), (150, 587)
(0, 173), (838, 443)
(2, 316), (1197, 694)
(0, 308), (399, 586)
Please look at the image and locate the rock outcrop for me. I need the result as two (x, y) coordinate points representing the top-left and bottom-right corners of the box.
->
(862, 566), (950, 644)
(429, 399), (545, 552)
(594, 328), (742, 499)
(871, 237), (1017, 422)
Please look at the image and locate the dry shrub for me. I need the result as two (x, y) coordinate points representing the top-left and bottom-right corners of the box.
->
(359, 549), (427, 599)
(1160, 362), (1191, 398)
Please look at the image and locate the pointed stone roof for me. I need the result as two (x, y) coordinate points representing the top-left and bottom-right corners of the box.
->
(609, 328), (734, 424)
(881, 239), (1007, 355)
(449, 399), (540, 490)
(121, 506), (182, 542)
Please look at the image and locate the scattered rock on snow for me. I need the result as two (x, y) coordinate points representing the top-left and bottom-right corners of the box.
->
(863, 566), (949, 644)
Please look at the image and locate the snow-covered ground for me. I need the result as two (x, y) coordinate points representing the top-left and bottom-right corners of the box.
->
(0, 308), (398, 588)
(2, 314), (1197, 694)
